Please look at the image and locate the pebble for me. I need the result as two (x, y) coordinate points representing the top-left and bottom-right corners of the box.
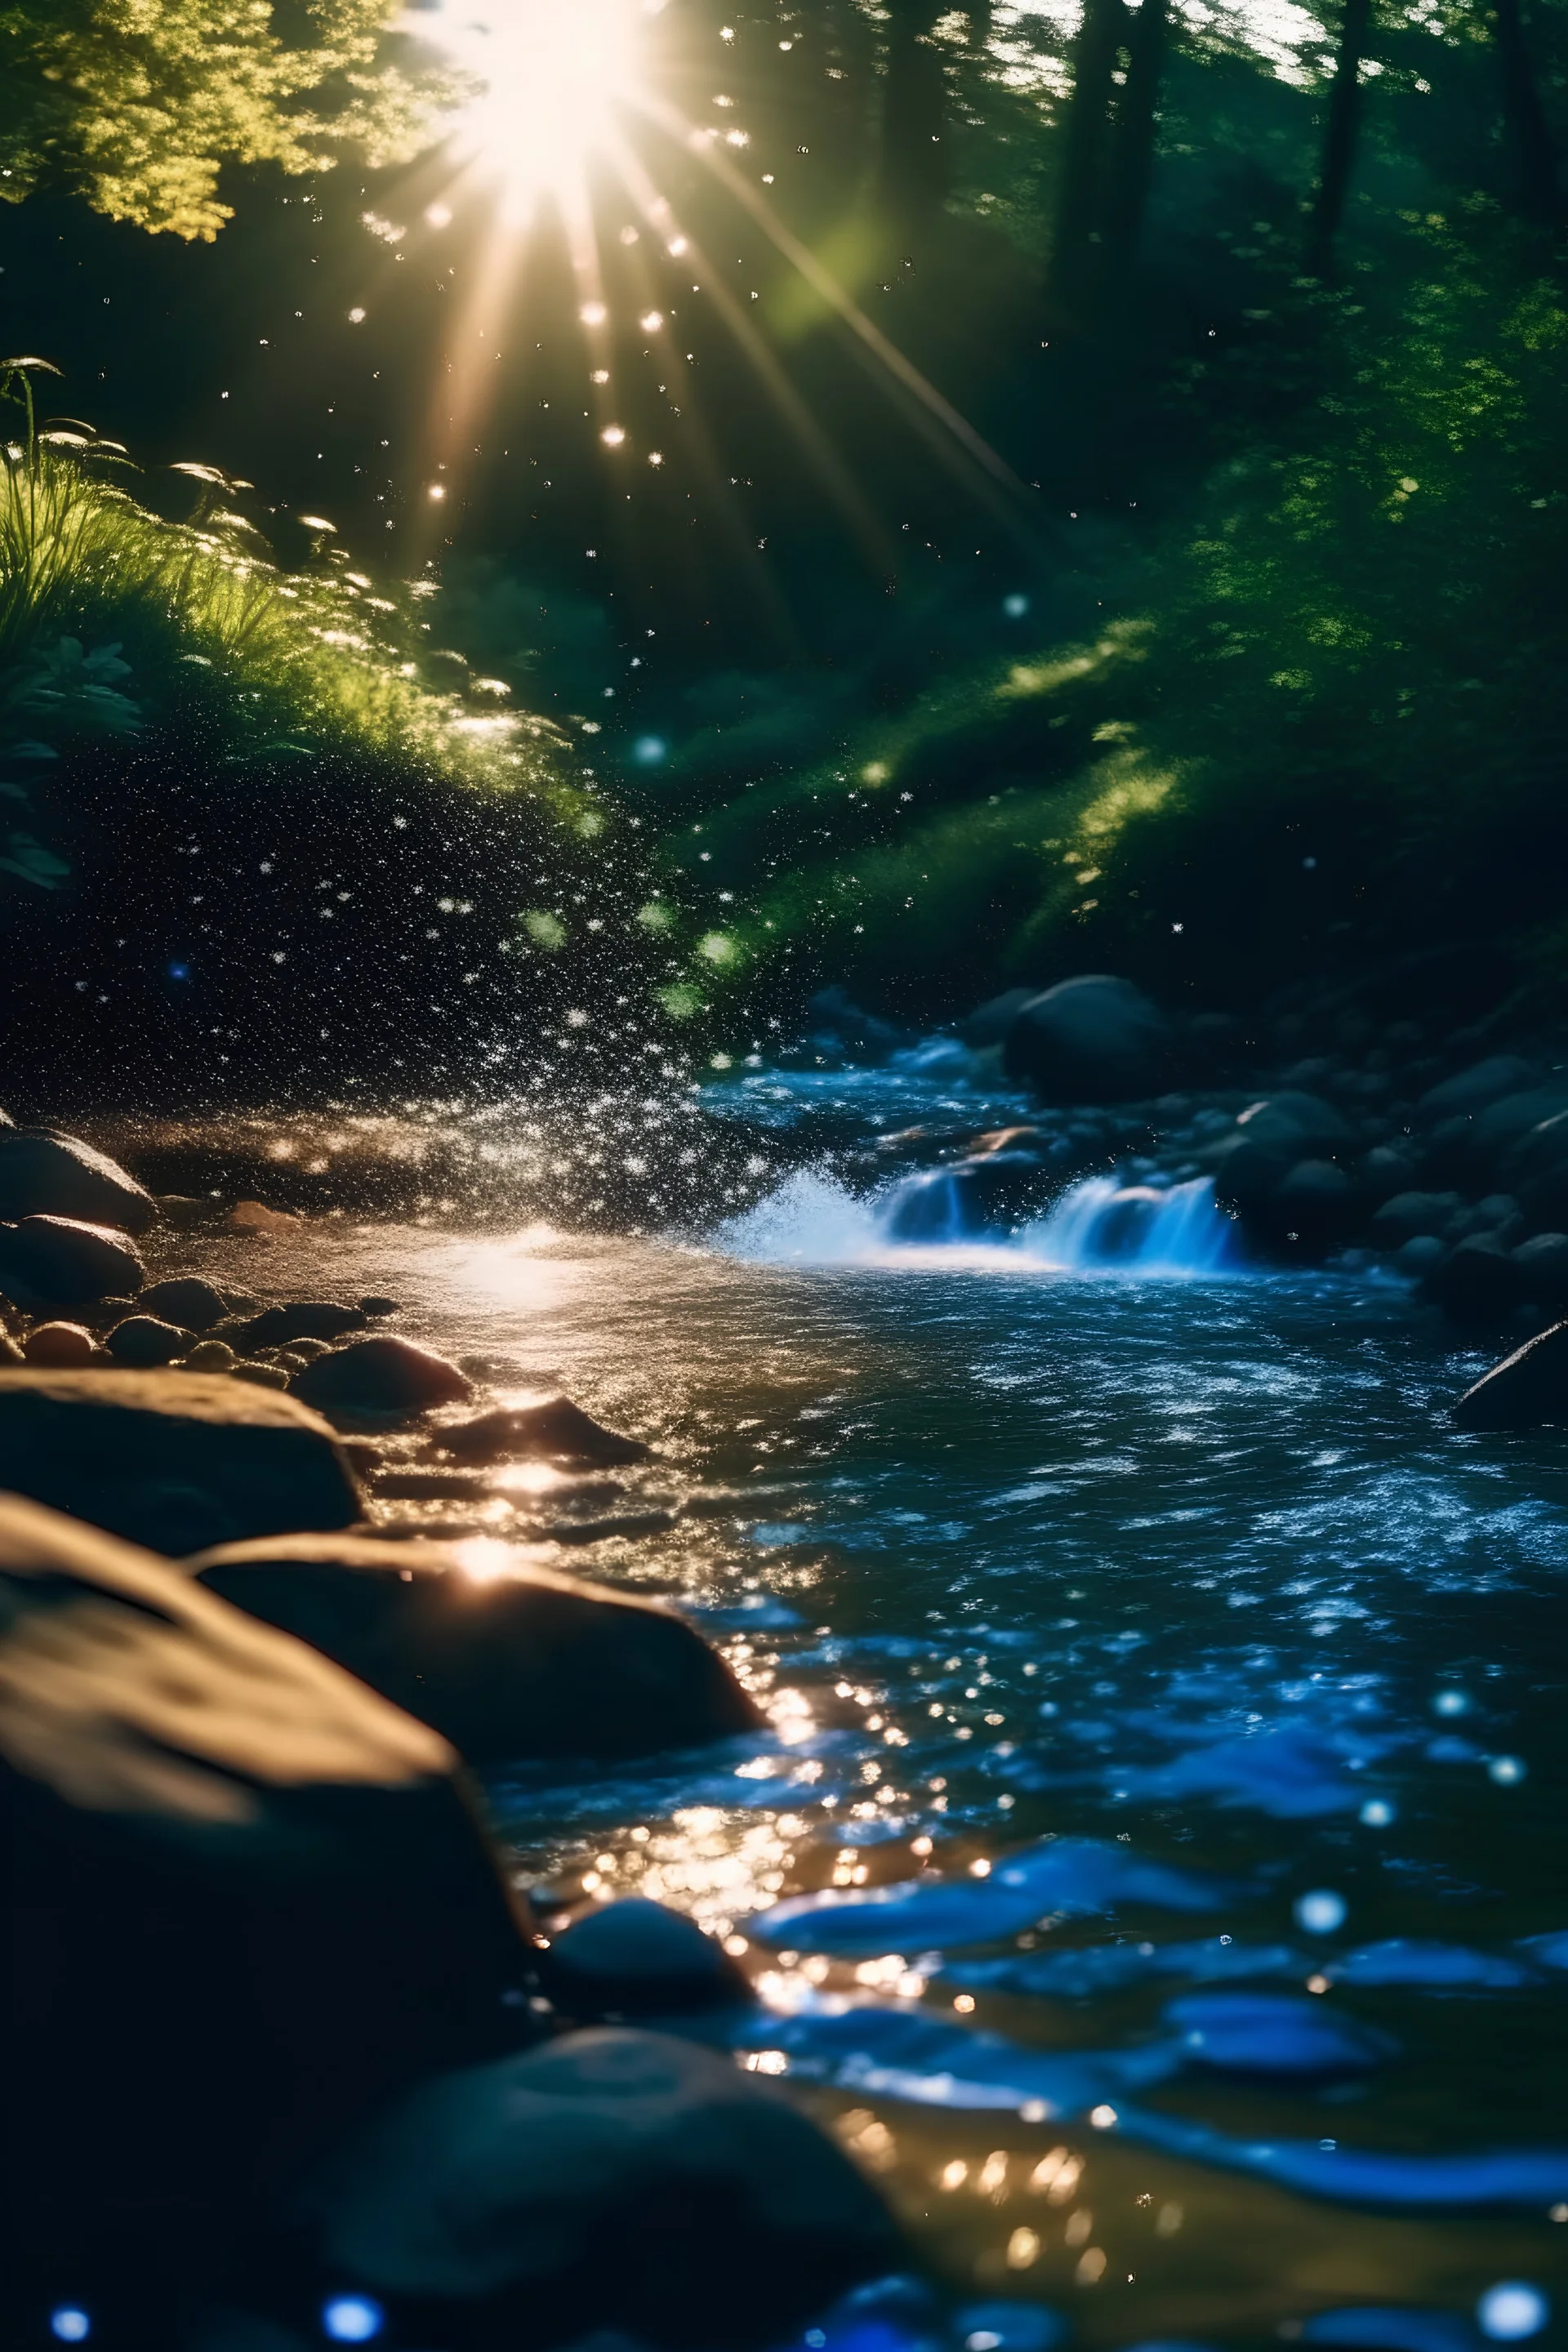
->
(106, 1316), (192, 1368)
(23, 1323), (98, 1367)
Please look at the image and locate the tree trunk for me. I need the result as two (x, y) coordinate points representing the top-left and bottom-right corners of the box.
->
(1102, 0), (1172, 281)
(1049, 0), (1130, 314)
(966, 2), (996, 47)
(1305, 0), (1373, 275)
(1492, 0), (1562, 225)
(878, 0), (951, 228)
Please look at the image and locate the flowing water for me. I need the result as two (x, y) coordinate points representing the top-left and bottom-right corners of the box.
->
(160, 1061), (1568, 2350)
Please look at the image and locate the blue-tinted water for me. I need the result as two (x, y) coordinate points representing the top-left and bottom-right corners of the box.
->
(174, 1067), (1568, 2349)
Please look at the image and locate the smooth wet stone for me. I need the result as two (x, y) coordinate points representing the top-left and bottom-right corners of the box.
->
(232, 1300), (370, 1348)
(140, 1276), (233, 1331)
(540, 1897), (752, 2020)
(0, 1212), (144, 1307)
(358, 1294), (399, 1316)
(105, 1313), (192, 1367)
(185, 1339), (238, 1372)
(948, 1938), (1307, 1999)
(185, 1532), (763, 1762)
(751, 1836), (1243, 1957)
(1234, 1091), (1355, 1153)
(1454, 1322), (1568, 1430)
(1002, 975), (1174, 1102)
(290, 1334), (472, 1416)
(1370, 1191), (1463, 1242)
(22, 1320), (98, 1366)
(1327, 1940), (1537, 1990)
(1512, 1232), (1568, 1304)
(0, 1126), (156, 1234)
(0, 1496), (534, 2334)
(292, 2028), (901, 2352)
(0, 1369), (363, 1552)
(434, 1396), (652, 1467)
(1162, 1992), (1394, 2076)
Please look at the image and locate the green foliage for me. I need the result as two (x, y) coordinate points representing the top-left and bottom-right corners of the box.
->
(0, 359), (582, 889)
(0, 0), (452, 238)
(650, 207), (1568, 1027)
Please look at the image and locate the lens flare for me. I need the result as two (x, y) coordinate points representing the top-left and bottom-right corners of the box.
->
(414, 0), (652, 222)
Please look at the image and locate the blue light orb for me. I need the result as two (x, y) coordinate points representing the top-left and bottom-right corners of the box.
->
(49, 2314), (91, 2345)
(1478, 2283), (1548, 2341)
(632, 735), (668, 765)
(1003, 593), (1030, 617)
(1358, 1799), (1396, 1827)
(323, 2295), (385, 2343)
(1489, 1755), (1527, 1786)
(167, 962), (191, 982)
(1434, 1688), (1471, 1716)
(1294, 1889), (1348, 1936)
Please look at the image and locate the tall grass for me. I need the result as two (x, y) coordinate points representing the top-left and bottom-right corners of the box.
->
(0, 359), (578, 808)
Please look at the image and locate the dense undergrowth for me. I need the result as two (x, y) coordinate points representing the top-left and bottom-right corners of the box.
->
(640, 207), (1568, 1043)
(0, 369), (679, 1116)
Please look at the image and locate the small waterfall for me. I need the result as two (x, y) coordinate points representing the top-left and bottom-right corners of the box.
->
(1025, 1174), (1238, 1275)
(879, 1166), (975, 1245)
(717, 1168), (1238, 1276)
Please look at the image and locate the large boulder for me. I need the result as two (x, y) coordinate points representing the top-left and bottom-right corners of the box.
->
(0, 1126), (157, 1235)
(0, 1496), (535, 2338)
(290, 1335), (472, 1417)
(269, 2028), (901, 2351)
(1001, 976), (1174, 1103)
(230, 1301), (370, 1349)
(0, 1211), (144, 1307)
(1454, 1322), (1568, 1431)
(1271, 1159), (1357, 1247)
(0, 1370), (363, 1551)
(1370, 1190), (1463, 1245)
(185, 1533), (764, 1762)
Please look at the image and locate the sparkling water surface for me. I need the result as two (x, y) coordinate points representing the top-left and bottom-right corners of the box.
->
(170, 1078), (1568, 2349)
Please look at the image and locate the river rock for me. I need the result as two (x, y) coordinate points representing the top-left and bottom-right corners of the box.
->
(1272, 1159), (1356, 1244)
(0, 1212), (144, 1307)
(1454, 1321), (1568, 1430)
(1002, 975), (1174, 1102)
(539, 1897), (753, 2021)
(1234, 1091), (1354, 1155)
(186, 1532), (763, 1761)
(0, 1126), (157, 1234)
(0, 1369), (363, 1551)
(105, 1313), (192, 1367)
(434, 1396), (652, 1468)
(960, 987), (1041, 1050)
(287, 2028), (900, 2352)
(1419, 1057), (1540, 1116)
(1209, 1133), (1290, 1210)
(231, 1300), (371, 1348)
(0, 1495), (535, 2336)
(23, 1320), (97, 1366)
(1512, 1232), (1568, 1305)
(1371, 1191), (1463, 1244)
(290, 1334), (471, 1416)
(1425, 1233), (1518, 1325)
(1394, 1235), (1446, 1277)
(140, 1276), (233, 1331)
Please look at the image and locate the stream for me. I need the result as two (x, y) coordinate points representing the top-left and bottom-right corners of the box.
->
(156, 1056), (1568, 2350)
